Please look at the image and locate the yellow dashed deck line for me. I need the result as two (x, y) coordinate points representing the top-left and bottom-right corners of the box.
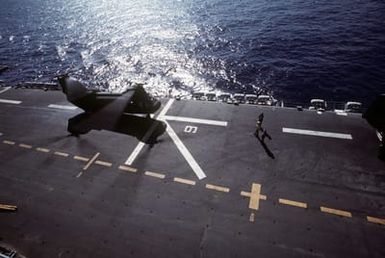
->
(367, 216), (385, 226)
(1, 137), (378, 227)
(0, 204), (17, 208)
(173, 177), (196, 186)
(95, 160), (112, 167)
(205, 184), (230, 193)
(0, 205), (17, 209)
(54, 151), (69, 157)
(0, 204), (17, 211)
(118, 165), (137, 173)
(240, 191), (267, 200)
(3, 140), (15, 145)
(36, 147), (50, 153)
(19, 143), (32, 149)
(144, 171), (165, 179)
(320, 206), (352, 218)
(279, 198), (307, 209)
(73, 156), (90, 162)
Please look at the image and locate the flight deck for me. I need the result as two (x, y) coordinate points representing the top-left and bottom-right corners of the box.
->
(0, 86), (384, 257)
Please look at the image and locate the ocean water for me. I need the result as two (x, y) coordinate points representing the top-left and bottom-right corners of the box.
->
(0, 0), (385, 105)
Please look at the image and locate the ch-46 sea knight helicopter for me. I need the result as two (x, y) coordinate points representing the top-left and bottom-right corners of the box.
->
(57, 74), (166, 144)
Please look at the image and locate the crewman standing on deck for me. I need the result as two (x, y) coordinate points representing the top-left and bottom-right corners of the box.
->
(254, 113), (264, 138)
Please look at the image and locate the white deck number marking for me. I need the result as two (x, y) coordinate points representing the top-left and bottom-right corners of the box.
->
(125, 99), (228, 180)
(184, 126), (198, 134)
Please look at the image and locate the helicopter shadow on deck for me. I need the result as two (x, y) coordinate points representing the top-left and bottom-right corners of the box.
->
(67, 112), (167, 146)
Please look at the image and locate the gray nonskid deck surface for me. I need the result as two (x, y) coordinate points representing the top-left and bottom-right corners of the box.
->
(0, 88), (384, 258)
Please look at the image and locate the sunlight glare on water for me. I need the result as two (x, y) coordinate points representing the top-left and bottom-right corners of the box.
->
(55, 0), (222, 97)
(1, 0), (385, 103)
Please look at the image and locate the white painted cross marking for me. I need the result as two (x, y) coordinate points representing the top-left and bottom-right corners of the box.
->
(377, 131), (383, 142)
(124, 98), (228, 180)
(0, 99), (21, 104)
(48, 104), (77, 110)
(125, 142), (145, 165)
(184, 125), (198, 134)
(124, 99), (175, 166)
(0, 87), (11, 94)
(83, 152), (100, 171)
(163, 120), (206, 180)
(282, 128), (353, 140)
(163, 115), (227, 127)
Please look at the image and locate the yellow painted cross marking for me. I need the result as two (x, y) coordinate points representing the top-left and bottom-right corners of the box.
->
(74, 156), (90, 162)
(205, 184), (230, 193)
(95, 160), (112, 167)
(367, 216), (385, 226)
(19, 143), (32, 149)
(279, 198), (307, 209)
(145, 171), (165, 179)
(118, 165), (137, 173)
(3, 140), (15, 145)
(36, 147), (50, 153)
(82, 152), (100, 171)
(320, 206), (352, 218)
(240, 191), (267, 200)
(54, 151), (69, 157)
(241, 183), (266, 210)
(249, 212), (255, 223)
(174, 177), (196, 186)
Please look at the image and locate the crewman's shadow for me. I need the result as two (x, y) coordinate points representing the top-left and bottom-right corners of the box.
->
(255, 135), (275, 159)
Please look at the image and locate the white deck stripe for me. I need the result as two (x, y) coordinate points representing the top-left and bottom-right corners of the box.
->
(163, 120), (206, 180)
(125, 142), (145, 165)
(0, 99), (21, 104)
(0, 87), (11, 94)
(82, 152), (100, 171)
(163, 115), (227, 126)
(283, 128), (352, 140)
(124, 99), (210, 180)
(48, 104), (77, 110)
(158, 99), (207, 179)
(157, 99), (174, 118)
(124, 99), (174, 165)
(0, 132), (2, 137)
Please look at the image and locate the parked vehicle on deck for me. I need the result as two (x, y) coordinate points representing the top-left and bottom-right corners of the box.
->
(233, 93), (245, 104)
(218, 93), (231, 102)
(192, 91), (206, 101)
(245, 94), (258, 105)
(206, 92), (217, 101)
(309, 99), (327, 111)
(344, 101), (362, 113)
(257, 95), (275, 106)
